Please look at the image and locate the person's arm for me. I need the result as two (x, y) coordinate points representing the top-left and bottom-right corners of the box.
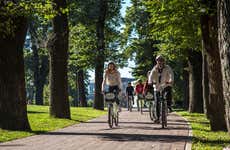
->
(117, 72), (122, 91)
(148, 68), (156, 85)
(101, 71), (106, 92)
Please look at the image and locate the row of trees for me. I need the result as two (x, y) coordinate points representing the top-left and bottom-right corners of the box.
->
(122, 0), (230, 133)
(0, 0), (124, 130)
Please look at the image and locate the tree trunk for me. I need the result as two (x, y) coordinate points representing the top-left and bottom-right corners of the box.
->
(182, 62), (189, 110)
(200, 5), (227, 130)
(202, 47), (210, 118)
(94, 0), (107, 110)
(0, 15), (31, 130)
(77, 69), (87, 107)
(188, 50), (203, 113)
(37, 56), (49, 105)
(218, 0), (230, 133)
(48, 0), (70, 118)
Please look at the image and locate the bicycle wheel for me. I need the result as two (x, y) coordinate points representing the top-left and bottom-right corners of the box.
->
(129, 97), (132, 112)
(161, 101), (167, 128)
(108, 105), (113, 128)
(114, 111), (119, 126)
(149, 102), (154, 121)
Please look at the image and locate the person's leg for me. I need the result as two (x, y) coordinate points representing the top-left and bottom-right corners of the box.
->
(132, 95), (134, 104)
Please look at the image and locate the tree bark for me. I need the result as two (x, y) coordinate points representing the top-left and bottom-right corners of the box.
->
(0, 15), (31, 130)
(200, 2), (227, 130)
(48, 0), (70, 118)
(202, 49), (210, 118)
(94, 0), (107, 110)
(77, 69), (87, 107)
(188, 50), (203, 113)
(218, 0), (230, 133)
(182, 62), (189, 110)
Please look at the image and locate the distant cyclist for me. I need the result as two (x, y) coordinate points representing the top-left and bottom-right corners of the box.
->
(148, 55), (174, 123)
(135, 79), (144, 111)
(126, 82), (134, 105)
(101, 62), (122, 105)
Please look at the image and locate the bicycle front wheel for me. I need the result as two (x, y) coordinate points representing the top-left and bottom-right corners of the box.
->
(114, 111), (119, 126)
(108, 105), (113, 128)
(161, 101), (167, 128)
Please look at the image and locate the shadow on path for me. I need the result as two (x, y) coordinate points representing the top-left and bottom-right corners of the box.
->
(42, 131), (190, 143)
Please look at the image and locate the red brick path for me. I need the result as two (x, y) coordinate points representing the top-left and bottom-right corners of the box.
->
(0, 109), (191, 150)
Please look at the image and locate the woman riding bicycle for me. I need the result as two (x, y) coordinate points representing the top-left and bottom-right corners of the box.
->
(101, 62), (122, 105)
(148, 55), (174, 123)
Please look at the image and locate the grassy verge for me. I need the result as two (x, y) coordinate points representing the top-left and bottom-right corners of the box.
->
(0, 105), (106, 142)
(176, 110), (230, 150)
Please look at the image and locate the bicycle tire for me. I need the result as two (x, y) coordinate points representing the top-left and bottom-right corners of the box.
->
(129, 97), (132, 112)
(108, 105), (113, 128)
(114, 112), (119, 126)
(161, 101), (167, 128)
(149, 103), (154, 121)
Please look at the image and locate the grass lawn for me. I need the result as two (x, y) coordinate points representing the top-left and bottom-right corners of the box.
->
(177, 110), (230, 150)
(0, 105), (106, 142)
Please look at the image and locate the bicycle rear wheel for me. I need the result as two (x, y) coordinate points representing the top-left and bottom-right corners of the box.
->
(108, 105), (113, 128)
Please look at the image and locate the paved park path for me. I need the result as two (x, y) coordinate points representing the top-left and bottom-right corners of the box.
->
(0, 108), (191, 150)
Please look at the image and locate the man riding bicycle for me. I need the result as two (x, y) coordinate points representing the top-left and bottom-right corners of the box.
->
(126, 82), (134, 111)
(148, 55), (174, 123)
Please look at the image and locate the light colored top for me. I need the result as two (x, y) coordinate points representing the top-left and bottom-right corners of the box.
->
(101, 69), (122, 91)
(148, 65), (174, 91)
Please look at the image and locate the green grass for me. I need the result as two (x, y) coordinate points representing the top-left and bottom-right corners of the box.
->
(176, 110), (230, 150)
(0, 105), (106, 142)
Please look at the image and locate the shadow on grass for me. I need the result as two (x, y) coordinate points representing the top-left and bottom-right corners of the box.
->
(193, 136), (230, 145)
(0, 144), (25, 147)
(27, 111), (47, 114)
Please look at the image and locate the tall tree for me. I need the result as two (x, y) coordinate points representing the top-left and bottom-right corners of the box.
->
(188, 50), (203, 113)
(48, 0), (70, 118)
(0, 1), (30, 130)
(200, 0), (227, 131)
(29, 20), (49, 105)
(218, 0), (230, 133)
(77, 69), (87, 107)
(94, 0), (107, 110)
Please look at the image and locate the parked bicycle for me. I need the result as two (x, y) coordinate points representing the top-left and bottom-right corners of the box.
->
(104, 90), (119, 128)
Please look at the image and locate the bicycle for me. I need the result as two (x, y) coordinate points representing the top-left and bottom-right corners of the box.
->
(158, 85), (168, 128)
(144, 89), (157, 121)
(104, 90), (119, 128)
(127, 95), (133, 112)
